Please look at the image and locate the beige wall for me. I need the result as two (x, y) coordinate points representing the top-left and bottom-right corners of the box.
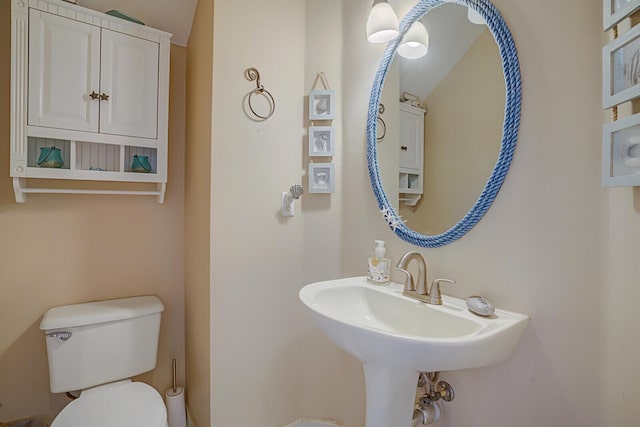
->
(344, 0), (612, 426)
(184, 0), (213, 424)
(0, 0), (187, 420)
(209, 0), (353, 425)
(400, 30), (504, 235)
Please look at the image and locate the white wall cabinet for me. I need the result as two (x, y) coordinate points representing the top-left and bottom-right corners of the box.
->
(398, 102), (426, 206)
(11, 0), (171, 203)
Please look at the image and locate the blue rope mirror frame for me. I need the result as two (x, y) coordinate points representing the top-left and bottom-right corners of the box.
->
(367, 0), (521, 248)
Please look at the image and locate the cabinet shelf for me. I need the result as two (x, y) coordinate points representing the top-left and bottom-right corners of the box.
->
(399, 194), (422, 207)
(23, 137), (162, 181)
(24, 169), (163, 183)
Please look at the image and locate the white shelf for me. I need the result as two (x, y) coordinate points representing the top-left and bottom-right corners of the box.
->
(399, 194), (422, 207)
(23, 137), (163, 182)
(13, 178), (166, 203)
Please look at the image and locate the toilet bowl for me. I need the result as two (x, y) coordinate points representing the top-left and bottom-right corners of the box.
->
(40, 296), (167, 427)
(51, 380), (167, 427)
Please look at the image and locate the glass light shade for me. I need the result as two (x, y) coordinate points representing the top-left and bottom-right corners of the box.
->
(367, 1), (399, 43)
(397, 21), (429, 59)
(467, 7), (485, 25)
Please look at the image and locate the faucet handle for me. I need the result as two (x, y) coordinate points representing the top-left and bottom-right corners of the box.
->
(395, 267), (416, 292)
(428, 278), (456, 305)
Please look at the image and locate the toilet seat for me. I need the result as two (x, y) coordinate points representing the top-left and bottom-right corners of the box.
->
(51, 380), (168, 427)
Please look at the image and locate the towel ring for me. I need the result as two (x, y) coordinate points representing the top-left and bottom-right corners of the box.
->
(245, 67), (275, 121)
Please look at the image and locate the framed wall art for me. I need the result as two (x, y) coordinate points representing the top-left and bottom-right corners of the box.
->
(603, 23), (640, 108)
(309, 126), (335, 157)
(603, 0), (640, 31)
(603, 112), (640, 186)
(308, 163), (335, 193)
(309, 90), (335, 121)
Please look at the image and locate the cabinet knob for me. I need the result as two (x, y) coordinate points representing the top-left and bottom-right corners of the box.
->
(89, 91), (99, 100)
(100, 93), (110, 101)
(400, 145), (408, 151)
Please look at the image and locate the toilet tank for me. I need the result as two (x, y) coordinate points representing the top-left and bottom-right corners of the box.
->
(40, 296), (165, 393)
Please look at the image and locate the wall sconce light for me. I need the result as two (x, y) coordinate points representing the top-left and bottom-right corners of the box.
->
(397, 21), (429, 59)
(467, 7), (485, 25)
(367, 0), (399, 43)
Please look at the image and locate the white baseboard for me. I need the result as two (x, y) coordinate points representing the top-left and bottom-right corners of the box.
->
(284, 419), (342, 427)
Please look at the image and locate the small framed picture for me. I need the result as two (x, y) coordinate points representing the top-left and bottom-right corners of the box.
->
(309, 162), (335, 193)
(309, 90), (336, 120)
(603, 112), (640, 187)
(603, 23), (640, 108)
(603, 0), (640, 30)
(309, 126), (335, 157)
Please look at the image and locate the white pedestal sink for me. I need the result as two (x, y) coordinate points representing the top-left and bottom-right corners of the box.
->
(299, 277), (528, 427)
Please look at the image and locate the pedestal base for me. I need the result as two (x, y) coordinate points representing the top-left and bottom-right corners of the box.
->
(363, 363), (418, 427)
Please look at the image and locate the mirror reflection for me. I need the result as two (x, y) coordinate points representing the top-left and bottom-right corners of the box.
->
(379, 3), (505, 235)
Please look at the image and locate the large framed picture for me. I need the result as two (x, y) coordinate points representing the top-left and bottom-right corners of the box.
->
(309, 126), (335, 157)
(603, 112), (640, 187)
(603, 0), (640, 30)
(603, 23), (640, 108)
(309, 90), (336, 120)
(308, 163), (335, 193)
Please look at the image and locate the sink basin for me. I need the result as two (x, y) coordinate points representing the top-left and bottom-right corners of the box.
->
(299, 277), (528, 427)
(299, 276), (528, 372)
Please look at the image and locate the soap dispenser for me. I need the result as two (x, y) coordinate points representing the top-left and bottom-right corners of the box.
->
(367, 240), (390, 284)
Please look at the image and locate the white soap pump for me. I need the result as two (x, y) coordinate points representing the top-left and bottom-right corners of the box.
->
(367, 240), (390, 284)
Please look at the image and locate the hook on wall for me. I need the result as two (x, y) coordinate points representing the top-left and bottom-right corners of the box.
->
(281, 184), (304, 217)
(377, 103), (386, 142)
(244, 67), (275, 121)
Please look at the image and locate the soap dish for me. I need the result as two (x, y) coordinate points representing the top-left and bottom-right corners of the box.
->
(105, 10), (145, 25)
(466, 296), (495, 317)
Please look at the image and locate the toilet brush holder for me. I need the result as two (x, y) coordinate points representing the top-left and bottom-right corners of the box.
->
(165, 359), (186, 427)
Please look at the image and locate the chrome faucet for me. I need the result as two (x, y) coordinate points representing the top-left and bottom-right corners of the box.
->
(395, 251), (455, 305)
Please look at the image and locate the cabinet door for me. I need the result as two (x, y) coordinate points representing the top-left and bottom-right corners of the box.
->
(399, 108), (424, 171)
(99, 29), (159, 139)
(28, 10), (100, 132)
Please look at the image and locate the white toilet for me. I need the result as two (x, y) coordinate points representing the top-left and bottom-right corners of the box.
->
(40, 295), (168, 427)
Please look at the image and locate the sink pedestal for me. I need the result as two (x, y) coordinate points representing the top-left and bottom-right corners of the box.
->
(363, 363), (418, 427)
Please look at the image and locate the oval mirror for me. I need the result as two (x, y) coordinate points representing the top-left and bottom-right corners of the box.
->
(381, 3), (504, 236)
(367, 0), (521, 248)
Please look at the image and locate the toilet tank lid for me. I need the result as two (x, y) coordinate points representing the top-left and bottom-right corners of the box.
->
(40, 296), (164, 331)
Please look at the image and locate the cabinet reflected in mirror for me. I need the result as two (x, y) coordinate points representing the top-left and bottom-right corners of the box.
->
(379, 4), (505, 235)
